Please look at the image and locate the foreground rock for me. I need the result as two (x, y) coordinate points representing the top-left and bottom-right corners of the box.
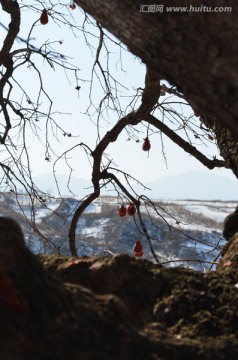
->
(217, 233), (238, 280)
(1, 217), (238, 359)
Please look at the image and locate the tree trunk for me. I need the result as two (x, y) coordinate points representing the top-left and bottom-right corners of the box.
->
(202, 114), (238, 178)
(217, 233), (238, 279)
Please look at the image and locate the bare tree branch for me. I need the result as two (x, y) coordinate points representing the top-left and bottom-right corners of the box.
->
(145, 114), (226, 170)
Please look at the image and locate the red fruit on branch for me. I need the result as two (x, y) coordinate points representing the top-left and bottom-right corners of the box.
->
(127, 204), (136, 216)
(118, 205), (127, 218)
(142, 137), (151, 151)
(133, 240), (143, 257)
(40, 9), (48, 25)
(70, 3), (76, 10)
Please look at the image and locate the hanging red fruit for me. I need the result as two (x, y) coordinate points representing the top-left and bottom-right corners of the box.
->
(118, 205), (127, 218)
(70, 3), (76, 10)
(142, 137), (151, 151)
(40, 9), (48, 25)
(133, 240), (143, 257)
(127, 203), (136, 216)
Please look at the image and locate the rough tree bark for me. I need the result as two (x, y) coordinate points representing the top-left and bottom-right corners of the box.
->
(75, 0), (238, 177)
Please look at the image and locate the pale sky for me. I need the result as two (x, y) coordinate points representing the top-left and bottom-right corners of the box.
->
(0, 2), (236, 190)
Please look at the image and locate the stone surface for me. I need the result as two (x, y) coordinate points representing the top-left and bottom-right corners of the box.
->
(223, 205), (238, 241)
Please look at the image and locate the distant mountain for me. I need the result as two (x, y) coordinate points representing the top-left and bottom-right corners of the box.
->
(34, 171), (238, 200)
(33, 173), (93, 197)
(145, 171), (238, 200)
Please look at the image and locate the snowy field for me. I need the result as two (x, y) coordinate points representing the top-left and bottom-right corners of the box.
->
(0, 193), (235, 270)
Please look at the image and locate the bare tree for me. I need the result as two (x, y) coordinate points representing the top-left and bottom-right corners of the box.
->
(0, 0), (232, 262)
(0, 0), (83, 245)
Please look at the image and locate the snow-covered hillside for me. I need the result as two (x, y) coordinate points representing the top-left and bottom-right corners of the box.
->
(0, 193), (235, 270)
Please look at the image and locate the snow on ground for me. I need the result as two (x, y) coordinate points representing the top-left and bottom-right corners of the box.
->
(77, 218), (110, 238)
(175, 201), (235, 222)
(66, 200), (102, 214)
(139, 199), (233, 230)
(1, 194), (231, 270)
(2, 193), (233, 239)
(146, 200), (229, 226)
(10, 195), (236, 236)
(182, 205), (227, 222)
(175, 222), (217, 233)
(12, 199), (61, 222)
(84, 203), (102, 214)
